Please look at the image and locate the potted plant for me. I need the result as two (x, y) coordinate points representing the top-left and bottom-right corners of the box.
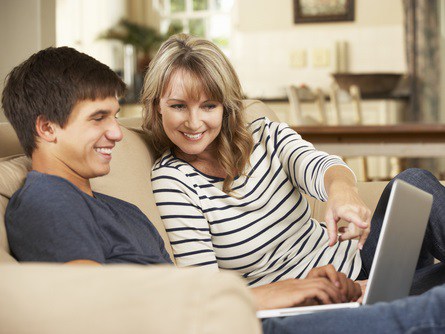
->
(99, 19), (169, 73)
(99, 19), (182, 101)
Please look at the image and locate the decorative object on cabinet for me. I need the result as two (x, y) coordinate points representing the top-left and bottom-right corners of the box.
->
(332, 73), (404, 96)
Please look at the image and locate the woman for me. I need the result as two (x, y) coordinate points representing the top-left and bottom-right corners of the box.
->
(142, 34), (444, 307)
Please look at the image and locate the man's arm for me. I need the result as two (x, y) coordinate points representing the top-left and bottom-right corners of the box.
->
(6, 177), (107, 264)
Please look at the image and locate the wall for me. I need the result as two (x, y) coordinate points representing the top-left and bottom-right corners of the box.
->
(127, 0), (159, 29)
(0, 0), (56, 122)
(231, 0), (406, 98)
(56, 0), (126, 71)
(0, 0), (127, 122)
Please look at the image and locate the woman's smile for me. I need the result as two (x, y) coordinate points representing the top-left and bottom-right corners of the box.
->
(182, 131), (204, 140)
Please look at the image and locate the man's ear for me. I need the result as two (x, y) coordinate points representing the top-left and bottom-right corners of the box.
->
(35, 115), (58, 143)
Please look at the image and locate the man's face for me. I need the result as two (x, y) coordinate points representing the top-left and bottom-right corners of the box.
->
(51, 97), (122, 182)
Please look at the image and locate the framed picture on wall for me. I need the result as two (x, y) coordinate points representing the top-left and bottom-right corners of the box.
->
(293, 0), (355, 24)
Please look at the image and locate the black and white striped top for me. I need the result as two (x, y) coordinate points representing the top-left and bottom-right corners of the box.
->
(151, 117), (361, 287)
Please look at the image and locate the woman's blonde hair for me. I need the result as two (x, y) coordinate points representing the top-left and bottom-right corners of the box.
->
(142, 33), (253, 194)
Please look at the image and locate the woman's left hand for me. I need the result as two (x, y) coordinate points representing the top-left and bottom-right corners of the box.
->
(323, 166), (372, 250)
(325, 184), (372, 249)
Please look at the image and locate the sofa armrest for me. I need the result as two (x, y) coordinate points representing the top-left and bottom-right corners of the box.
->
(0, 264), (261, 334)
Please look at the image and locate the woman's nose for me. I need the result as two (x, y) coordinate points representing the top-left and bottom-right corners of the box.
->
(185, 110), (203, 130)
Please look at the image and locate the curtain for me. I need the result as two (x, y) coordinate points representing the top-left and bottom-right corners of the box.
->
(403, 0), (440, 122)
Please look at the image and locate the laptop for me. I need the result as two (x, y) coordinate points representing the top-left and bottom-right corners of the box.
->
(257, 179), (433, 318)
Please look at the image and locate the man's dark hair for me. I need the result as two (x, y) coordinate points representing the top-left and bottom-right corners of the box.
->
(1, 46), (126, 157)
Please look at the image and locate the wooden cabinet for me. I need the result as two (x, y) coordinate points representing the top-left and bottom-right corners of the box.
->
(264, 98), (408, 181)
(265, 99), (406, 126)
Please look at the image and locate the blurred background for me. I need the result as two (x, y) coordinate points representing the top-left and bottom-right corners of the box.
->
(1, 0), (445, 180)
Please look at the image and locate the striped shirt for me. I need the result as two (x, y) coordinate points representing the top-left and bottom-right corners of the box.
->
(151, 117), (361, 287)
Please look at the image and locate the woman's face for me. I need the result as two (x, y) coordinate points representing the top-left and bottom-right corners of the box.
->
(159, 70), (224, 161)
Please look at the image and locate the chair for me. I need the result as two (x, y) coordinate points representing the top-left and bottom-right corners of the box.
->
(314, 88), (328, 124)
(329, 84), (402, 181)
(286, 85), (327, 126)
(329, 83), (362, 125)
(329, 83), (369, 181)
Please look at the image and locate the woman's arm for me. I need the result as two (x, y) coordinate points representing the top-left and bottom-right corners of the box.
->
(272, 121), (351, 201)
(250, 264), (361, 310)
(270, 120), (371, 248)
(250, 277), (342, 310)
(324, 165), (372, 249)
(151, 165), (219, 269)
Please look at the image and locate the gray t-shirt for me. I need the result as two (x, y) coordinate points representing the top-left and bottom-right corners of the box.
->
(6, 171), (172, 265)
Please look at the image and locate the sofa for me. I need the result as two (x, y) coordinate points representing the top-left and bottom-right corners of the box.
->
(0, 100), (390, 334)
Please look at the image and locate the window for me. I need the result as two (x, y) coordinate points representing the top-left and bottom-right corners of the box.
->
(155, 0), (234, 54)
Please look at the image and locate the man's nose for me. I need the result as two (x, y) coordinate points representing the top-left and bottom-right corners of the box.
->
(106, 119), (123, 142)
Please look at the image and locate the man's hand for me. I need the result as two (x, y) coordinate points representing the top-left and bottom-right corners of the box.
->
(251, 276), (342, 310)
(306, 264), (362, 303)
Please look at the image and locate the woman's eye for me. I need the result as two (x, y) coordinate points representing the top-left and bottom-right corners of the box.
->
(171, 104), (186, 110)
(203, 104), (217, 110)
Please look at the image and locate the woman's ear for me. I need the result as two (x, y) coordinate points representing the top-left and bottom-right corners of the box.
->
(35, 115), (57, 143)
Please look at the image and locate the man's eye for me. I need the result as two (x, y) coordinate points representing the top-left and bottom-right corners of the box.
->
(94, 116), (104, 121)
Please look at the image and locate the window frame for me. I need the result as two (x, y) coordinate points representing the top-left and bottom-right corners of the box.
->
(155, 0), (233, 53)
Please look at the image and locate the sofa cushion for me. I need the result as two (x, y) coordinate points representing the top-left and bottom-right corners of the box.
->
(0, 122), (23, 157)
(243, 99), (280, 123)
(0, 264), (261, 334)
(0, 155), (31, 263)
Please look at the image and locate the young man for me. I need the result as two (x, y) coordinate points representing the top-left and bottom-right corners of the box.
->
(2, 47), (172, 266)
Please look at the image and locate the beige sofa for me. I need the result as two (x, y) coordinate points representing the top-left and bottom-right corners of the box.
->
(0, 100), (389, 334)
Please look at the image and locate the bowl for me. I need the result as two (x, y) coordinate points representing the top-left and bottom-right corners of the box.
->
(332, 73), (404, 95)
